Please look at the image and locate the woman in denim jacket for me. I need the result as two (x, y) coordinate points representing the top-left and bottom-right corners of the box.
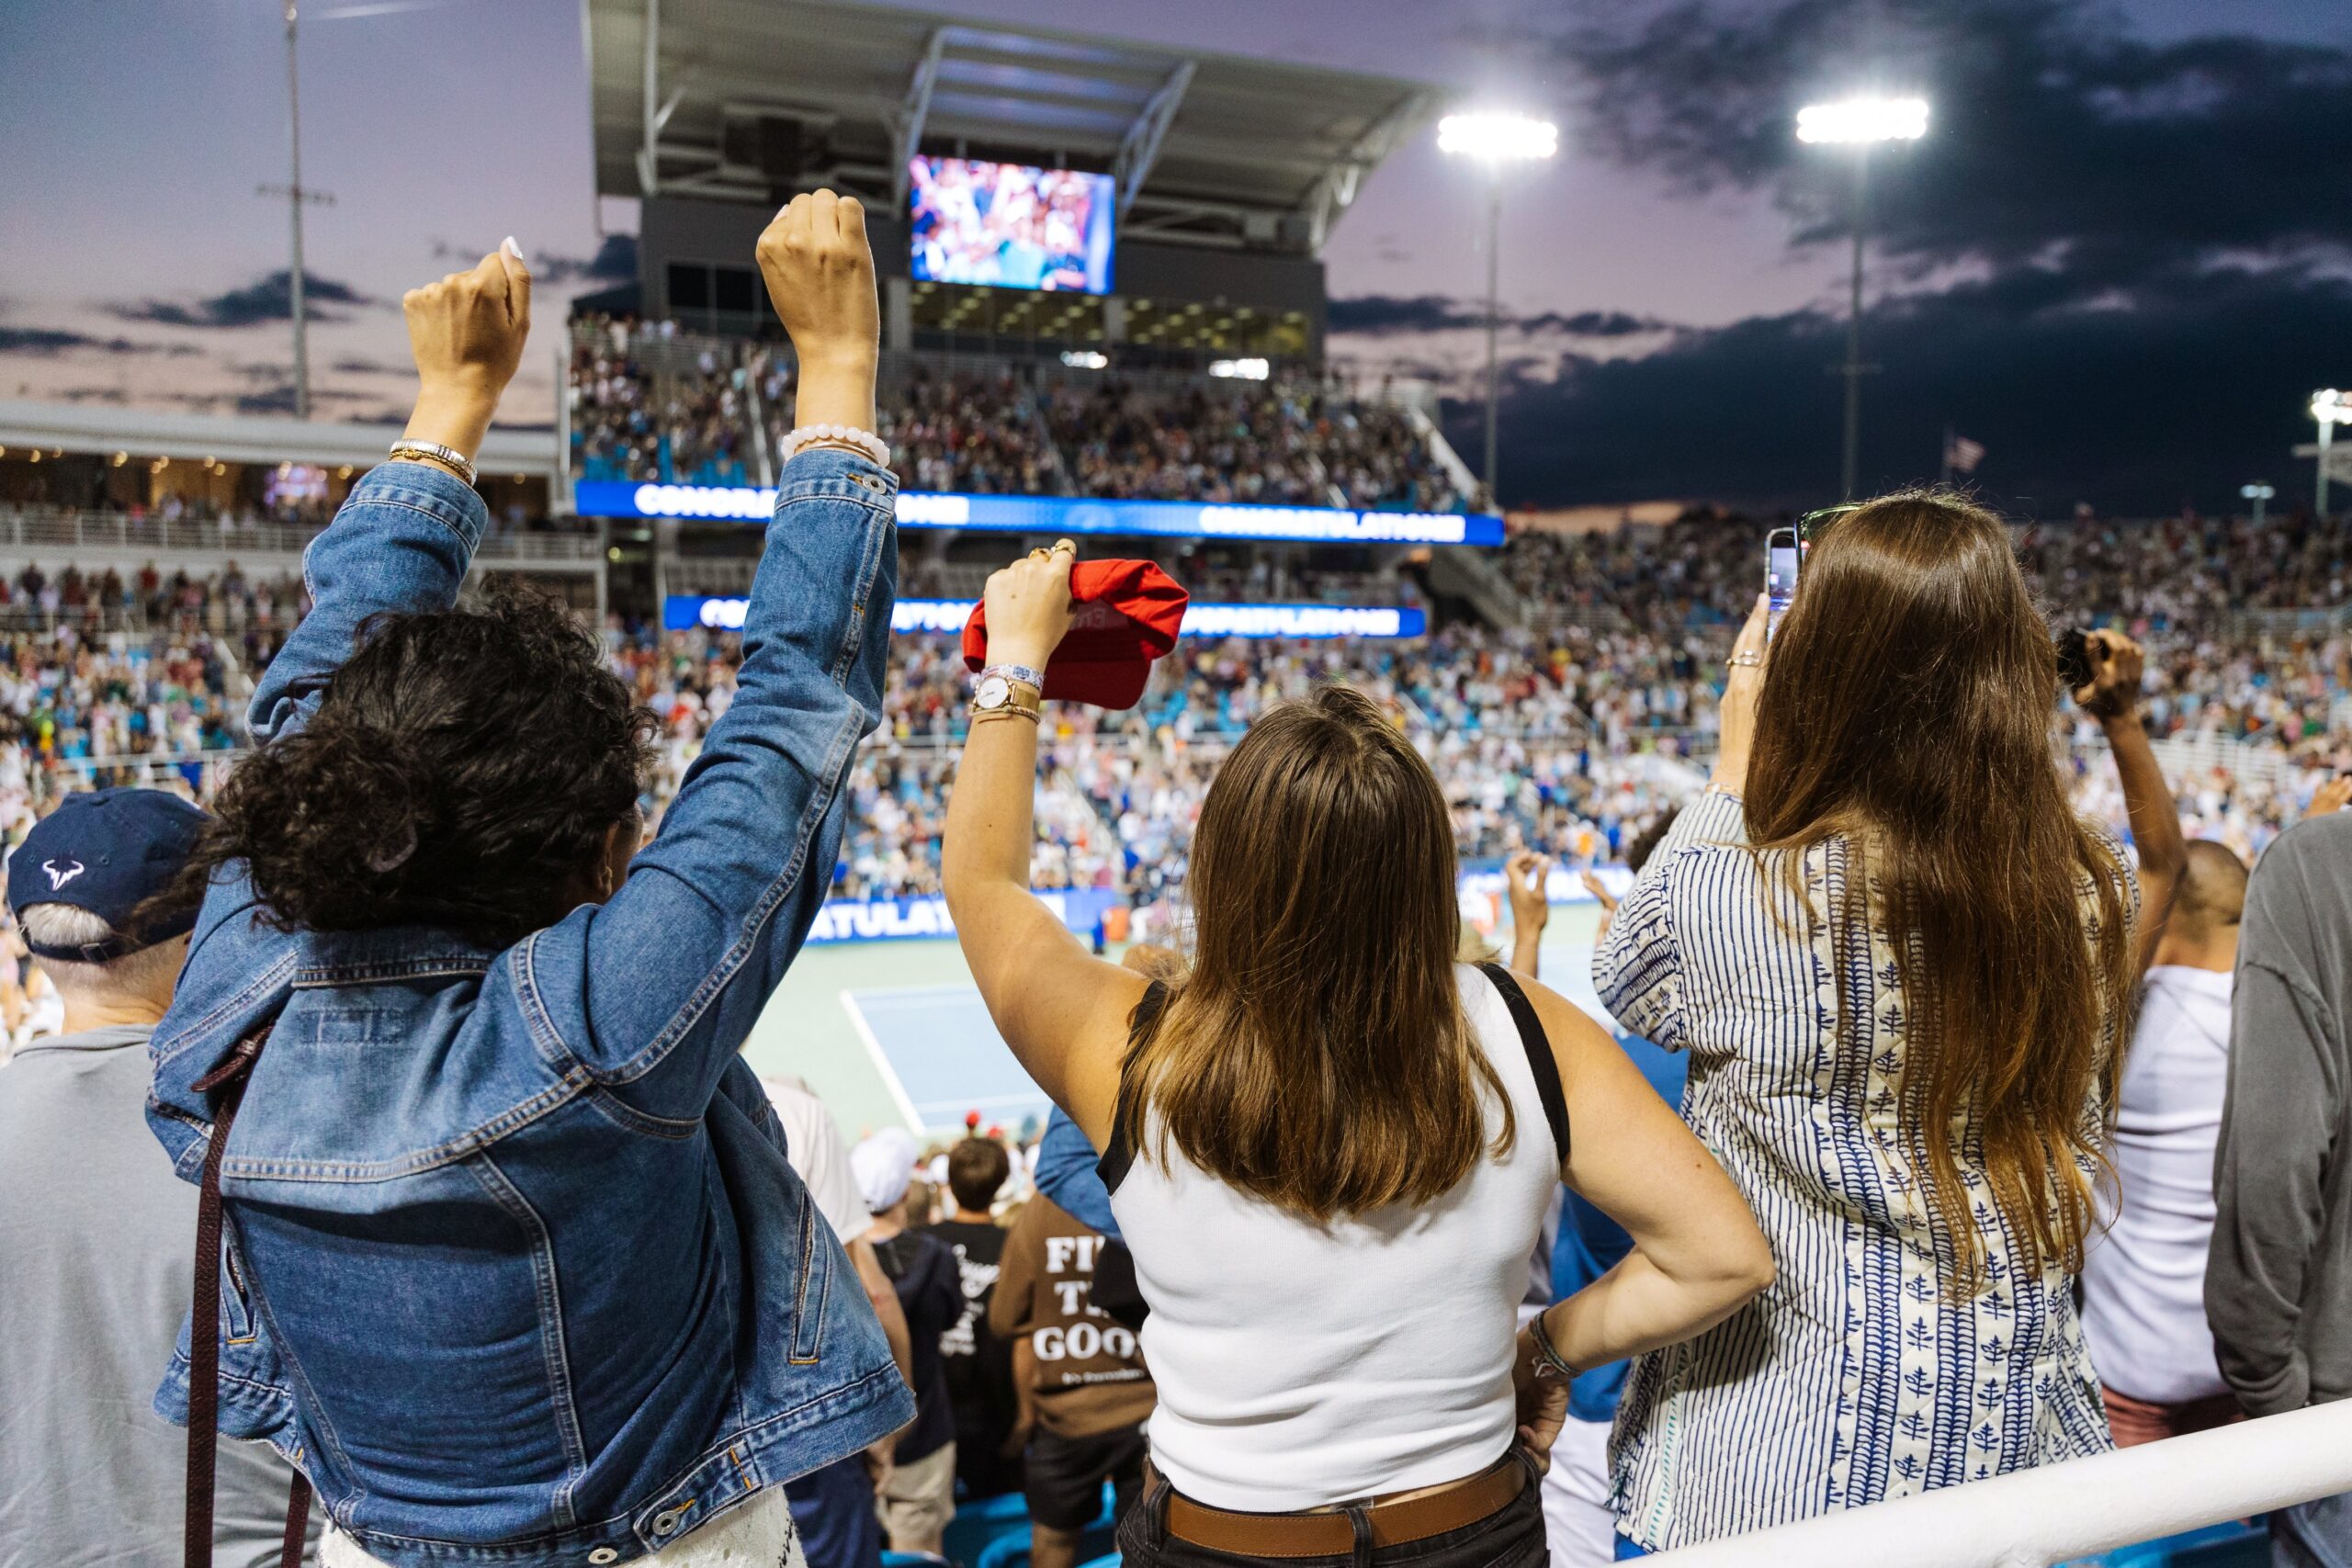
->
(146, 194), (911, 1566)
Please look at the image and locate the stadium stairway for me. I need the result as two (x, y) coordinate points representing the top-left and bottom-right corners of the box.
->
(917, 1487), (1121, 1568)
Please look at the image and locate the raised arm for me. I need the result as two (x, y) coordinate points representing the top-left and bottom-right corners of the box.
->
(2078, 628), (2185, 976)
(251, 243), (531, 740)
(941, 547), (1148, 1147)
(528, 193), (899, 1122)
(1506, 849), (1549, 978)
(1513, 977), (1774, 1457)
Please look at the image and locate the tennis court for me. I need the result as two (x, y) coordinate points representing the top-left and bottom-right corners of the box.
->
(741, 907), (1614, 1138)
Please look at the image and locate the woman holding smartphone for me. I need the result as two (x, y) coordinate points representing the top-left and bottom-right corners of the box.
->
(1595, 491), (2186, 1554)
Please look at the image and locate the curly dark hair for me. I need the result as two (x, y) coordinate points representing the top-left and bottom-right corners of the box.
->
(182, 587), (656, 949)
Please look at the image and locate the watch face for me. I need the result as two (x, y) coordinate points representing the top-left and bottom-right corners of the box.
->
(976, 674), (1011, 710)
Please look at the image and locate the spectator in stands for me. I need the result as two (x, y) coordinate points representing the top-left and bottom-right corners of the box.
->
(769, 1077), (919, 1568)
(1545, 812), (1690, 1568)
(989, 1188), (1156, 1568)
(1594, 493), (2187, 1553)
(2211, 808), (2352, 1566)
(2081, 841), (2249, 1447)
(0, 790), (317, 1568)
(146, 203), (913, 1564)
(926, 1136), (1024, 1499)
(944, 546), (1771, 1568)
(854, 1129), (965, 1555)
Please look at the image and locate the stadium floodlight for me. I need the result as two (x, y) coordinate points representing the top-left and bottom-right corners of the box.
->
(1799, 96), (1929, 500)
(1436, 113), (1560, 163)
(1795, 96), (1928, 144)
(1438, 110), (1561, 511)
(1059, 350), (1108, 370)
(2314, 389), (2352, 518)
(2242, 481), (2275, 526)
(1208, 357), (1271, 381)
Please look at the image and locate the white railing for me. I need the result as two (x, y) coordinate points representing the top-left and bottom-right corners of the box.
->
(0, 509), (604, 569)
(1651, 1400), (2352, 1567)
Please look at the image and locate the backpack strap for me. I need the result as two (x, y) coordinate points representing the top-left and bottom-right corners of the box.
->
(186, 1027), (310, 1568)
(1477, 964), (1571, 1168)
(1095, 980), (1169, 1198)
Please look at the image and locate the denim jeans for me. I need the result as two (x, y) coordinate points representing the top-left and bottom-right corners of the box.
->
(2276, 1490), (2352, 1568)
(1115, 1469), (1546, 1568)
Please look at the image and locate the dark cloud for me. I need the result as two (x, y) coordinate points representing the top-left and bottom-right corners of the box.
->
(1518, 310), (1669, 337)
(431, 233), (637, 287)
(1458, 259), (2352, 516)
(0, 325), (200, 357)
(110, 270), (374, 329)
(1559, 1), (2352, 286)
(330, 355), (404, 376)
(1328, 294), (1491, 335)
(1332, 296), (1673, 338)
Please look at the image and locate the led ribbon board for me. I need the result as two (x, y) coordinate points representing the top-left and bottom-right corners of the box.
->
(581, 481), (1505, 547)
(666, 596), (1430, 639)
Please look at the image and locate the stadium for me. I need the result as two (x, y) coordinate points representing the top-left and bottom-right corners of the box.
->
(1, 1), (2350, 1567)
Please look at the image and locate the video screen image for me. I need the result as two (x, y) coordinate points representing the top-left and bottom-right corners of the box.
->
(908, 156), (1116, 294)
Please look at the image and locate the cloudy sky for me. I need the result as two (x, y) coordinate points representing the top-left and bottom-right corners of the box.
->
(1, 0), (2346, 513)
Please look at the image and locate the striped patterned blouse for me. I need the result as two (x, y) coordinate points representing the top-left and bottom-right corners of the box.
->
(1593, 788), (2134, 1551)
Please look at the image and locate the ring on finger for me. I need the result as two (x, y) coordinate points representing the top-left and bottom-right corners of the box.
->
(1028, 547), (1052, 562)
(1049, 537), (1078, 556)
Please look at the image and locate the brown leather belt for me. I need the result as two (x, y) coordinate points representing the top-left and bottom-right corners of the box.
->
(1163, 1457), (1526, 1559)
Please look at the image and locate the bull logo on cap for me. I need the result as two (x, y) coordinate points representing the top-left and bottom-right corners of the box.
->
(41, 859), (85, 891)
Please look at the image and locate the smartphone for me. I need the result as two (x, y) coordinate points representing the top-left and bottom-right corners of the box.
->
(1767, 526), (1800, 637)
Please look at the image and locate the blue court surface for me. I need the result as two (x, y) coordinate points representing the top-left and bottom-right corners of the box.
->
(841, 939), (1621, 1135)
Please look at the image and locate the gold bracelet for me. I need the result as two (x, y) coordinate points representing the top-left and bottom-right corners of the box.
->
(972, 705), (1042, 727)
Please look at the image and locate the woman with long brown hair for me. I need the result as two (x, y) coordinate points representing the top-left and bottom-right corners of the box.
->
(1595, 491), (2187, 1554)
(942, 546), (1773, 1568)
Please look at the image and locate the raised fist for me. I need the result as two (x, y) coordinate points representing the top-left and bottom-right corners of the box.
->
(757, 190), (878, 370)
(402, 238), (531, 407)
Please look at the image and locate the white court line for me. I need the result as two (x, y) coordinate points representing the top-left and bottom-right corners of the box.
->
(838, 987), (925, 1134)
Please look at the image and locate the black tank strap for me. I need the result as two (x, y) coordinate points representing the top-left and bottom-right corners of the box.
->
(1477, 963), (1571, 1168)
(1095, 980), (1169, 1198)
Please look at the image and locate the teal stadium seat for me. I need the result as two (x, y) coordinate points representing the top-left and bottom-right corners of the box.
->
(967, 1487), (1119, 1568)
(942, 1493), (1031, 1568)
(2067, 1519), (2269, 1568)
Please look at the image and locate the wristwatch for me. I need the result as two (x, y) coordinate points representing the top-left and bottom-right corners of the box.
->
(971, 672), (1042, 721)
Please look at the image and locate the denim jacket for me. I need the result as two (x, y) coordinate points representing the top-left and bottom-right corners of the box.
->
(147, 450), (912, 1566)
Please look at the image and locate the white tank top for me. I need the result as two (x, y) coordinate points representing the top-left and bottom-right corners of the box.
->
(1103, 964), (1563, 1511)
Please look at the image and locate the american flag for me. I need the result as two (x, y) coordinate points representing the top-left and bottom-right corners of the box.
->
(1944, 433), (1986, 474)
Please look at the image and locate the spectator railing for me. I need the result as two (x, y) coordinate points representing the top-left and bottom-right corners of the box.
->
(0, 509), (603, 570)
(1649, 1399), (2352, 1567)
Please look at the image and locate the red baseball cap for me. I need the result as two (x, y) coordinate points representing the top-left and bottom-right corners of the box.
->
(963, 558), (1188, 710)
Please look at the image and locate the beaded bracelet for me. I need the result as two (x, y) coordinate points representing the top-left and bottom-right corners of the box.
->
(780, 423), (891, 468)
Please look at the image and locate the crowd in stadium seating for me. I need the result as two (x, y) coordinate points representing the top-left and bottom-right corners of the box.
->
(4, 523), (2351, 913)
(568, 318), (1467, 510)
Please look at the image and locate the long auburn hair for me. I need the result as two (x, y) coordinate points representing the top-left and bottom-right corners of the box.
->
(1744, 491), (2133, 1292)
(1117, 683), (1514, 1223)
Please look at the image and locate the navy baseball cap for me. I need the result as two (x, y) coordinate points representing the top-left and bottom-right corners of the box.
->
(6, 788), (211, 963)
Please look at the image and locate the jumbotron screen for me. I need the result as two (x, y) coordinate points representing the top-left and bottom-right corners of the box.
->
(908, 155), (1115, 294)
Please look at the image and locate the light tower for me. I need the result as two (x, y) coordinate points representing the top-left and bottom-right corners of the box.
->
(1437, 111), (1560, 510)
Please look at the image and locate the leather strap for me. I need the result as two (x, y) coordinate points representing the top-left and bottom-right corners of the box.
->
(186, 1028), (310, 1568)
(1477, 963), (1571, 1168)
(1163, 1456), (1526, 1557)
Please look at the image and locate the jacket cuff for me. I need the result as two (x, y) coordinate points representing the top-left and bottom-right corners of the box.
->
(356, 459), (490, 550)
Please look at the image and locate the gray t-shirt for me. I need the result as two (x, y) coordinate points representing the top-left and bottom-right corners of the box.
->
(0, 1025), (311, 1568)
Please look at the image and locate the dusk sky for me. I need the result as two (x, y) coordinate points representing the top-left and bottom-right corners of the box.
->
(2, 0), (2347, 513)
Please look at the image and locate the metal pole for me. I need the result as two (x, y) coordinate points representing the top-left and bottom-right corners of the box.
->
(284, 0), (310, 421)
(1483, 180), (1502, 509)
(2322, 419), (2335, 521)
(1841, 149), (1868, 500)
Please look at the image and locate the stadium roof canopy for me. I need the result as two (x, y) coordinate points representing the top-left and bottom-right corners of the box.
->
(585, 0), (1442, 252)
